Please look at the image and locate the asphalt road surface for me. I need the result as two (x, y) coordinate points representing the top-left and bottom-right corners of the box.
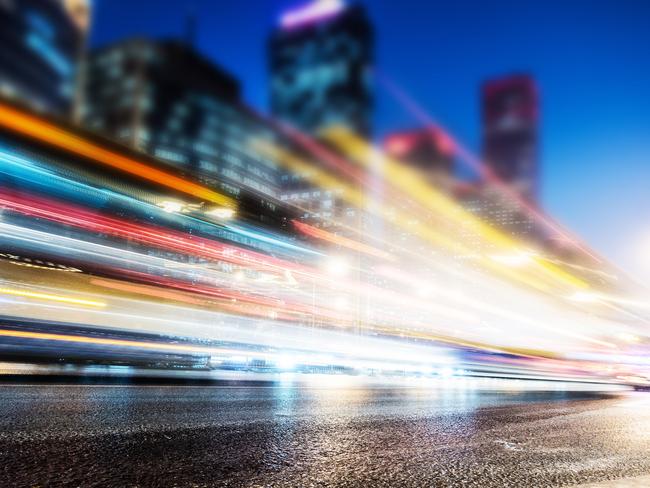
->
(1, 383), (650, 487)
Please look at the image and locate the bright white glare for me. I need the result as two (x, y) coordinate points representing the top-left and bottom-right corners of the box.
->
(157, 200), (184, 213)
(568, 291), (599, 303)
(417, 285), (433, 298)
(333, 295), (349, 311)
(421, 365), (437, 376)
(617, 332), (640, 343)
(623, 230), (650, 284)
(438, 366), (455, 378)
(324, 256), (350, 277)
(275, 354), (296, 370)
(490, 252), (534, 267)
(205, 207), (236, 220)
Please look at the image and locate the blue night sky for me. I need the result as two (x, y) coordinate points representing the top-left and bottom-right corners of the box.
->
(91, 0), (650, 279)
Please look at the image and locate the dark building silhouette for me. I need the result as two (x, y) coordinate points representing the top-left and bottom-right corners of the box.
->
(269, 0), (374, 139)
(83, 39), (239, 150)
(0, 0), (89, 117)
(383, 128), (455, 189)
(481, 75), (539, 202)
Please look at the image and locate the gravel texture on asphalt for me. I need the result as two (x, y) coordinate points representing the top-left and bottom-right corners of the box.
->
(1, 385), (649, 487)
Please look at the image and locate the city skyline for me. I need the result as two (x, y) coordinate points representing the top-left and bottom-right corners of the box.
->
(3, 3), (650, 485)
(90, 0), (650, 282)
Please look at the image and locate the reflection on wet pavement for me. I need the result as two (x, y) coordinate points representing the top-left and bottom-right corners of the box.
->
(1, 385), (649, 487)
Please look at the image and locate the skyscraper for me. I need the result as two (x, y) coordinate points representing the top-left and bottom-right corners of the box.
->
(269, 0), (374, 139)
(481, 75), (539, 202)
(455, 182), (536, 245)
(83, 39), (240, 150)
(0, 0), (90, 117)
(83, 39), (295, 229)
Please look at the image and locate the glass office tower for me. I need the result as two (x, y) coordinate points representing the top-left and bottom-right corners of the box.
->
(269, 0), (374, 139)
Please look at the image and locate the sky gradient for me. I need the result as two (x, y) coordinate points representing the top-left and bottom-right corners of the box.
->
(90, 0), (650, 281)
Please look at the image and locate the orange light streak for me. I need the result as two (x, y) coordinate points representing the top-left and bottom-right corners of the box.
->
(0, 103), (235, 208)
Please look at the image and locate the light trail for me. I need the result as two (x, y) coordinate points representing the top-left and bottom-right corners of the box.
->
(0, 220), (625, 353)
(0, 186), (633, 356)
(292, 220), (394, 260)
(0, 146), (317, 261)
(321, 126), (590, 292)
(256, 138), (575, 295)
(0, 221), (479, 326)
(1, 192), (496, 326)
(0, 102), (235, 208)
(373, 69), (604, 263)
(0, 327), (273, 359)
(0, 287), (106, 308)
(0, 189), (310, 276)
(1, 102), (649, 384)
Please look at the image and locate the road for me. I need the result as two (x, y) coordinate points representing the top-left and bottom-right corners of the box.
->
(1, 382), (650, 487)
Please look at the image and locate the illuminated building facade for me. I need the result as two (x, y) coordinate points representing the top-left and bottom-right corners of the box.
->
(269, 0), (374, 139)
(83, 39), (297, 229)
(0, 0), (90, 117)
(481, 75), (539, 202)
(271, 0), (374, 245)
(456, 183), (535, 245)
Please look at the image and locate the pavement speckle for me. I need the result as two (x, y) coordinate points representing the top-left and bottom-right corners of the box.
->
(0, 385), (649, 487)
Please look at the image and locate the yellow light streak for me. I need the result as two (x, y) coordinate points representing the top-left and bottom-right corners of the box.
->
(322, 127), (589, 292)
(253, 139), (478, 254)
(254, 139), (554, 293)
(0, 287), (106, 308)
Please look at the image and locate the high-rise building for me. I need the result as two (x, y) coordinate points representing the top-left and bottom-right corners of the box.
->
(383, 128), (455, 189)
(455, 182), (535, 246)
(481, 75), (538, 202)
(83, 38), (303, 230)
(84, 40), (281, 197)
(83, 39), (240, 150)
(269, 0), (374, 139)
(0, 0), (90, 117)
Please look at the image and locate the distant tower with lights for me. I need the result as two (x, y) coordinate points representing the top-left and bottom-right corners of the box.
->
(268, 0), (374, 139)
(481, 74), (539, 202)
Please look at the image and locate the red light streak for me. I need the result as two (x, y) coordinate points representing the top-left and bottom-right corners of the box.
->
(0, 190), (304, 276)
(293, 220), (393, 260)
